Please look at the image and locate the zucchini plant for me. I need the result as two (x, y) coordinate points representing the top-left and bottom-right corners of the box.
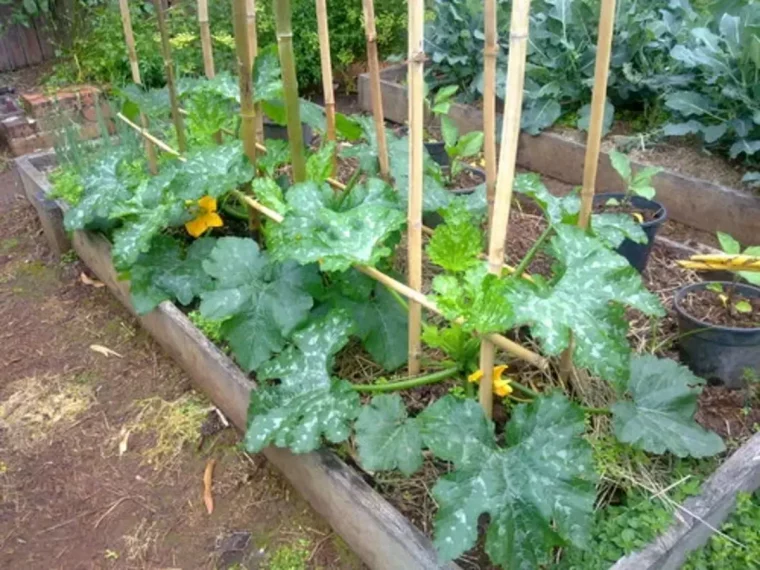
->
(51, 64), (729, 569)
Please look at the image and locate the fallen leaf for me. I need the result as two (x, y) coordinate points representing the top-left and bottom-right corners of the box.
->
(80, 272), (105, 288)
(118, 428), (130, 457)
(203, 459), (216, 515)
(90, 344), (123, 358)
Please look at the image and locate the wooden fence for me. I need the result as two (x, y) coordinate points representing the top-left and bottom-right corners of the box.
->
(0, 5), (55, 73)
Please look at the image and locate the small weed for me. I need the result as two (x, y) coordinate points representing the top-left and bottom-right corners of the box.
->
(59, 249), (79, 265)
(268, 539), (311, 570)
(126, 393), (208, 468)
(188, 310), (226, 344)
(0, 238), (19, 254)
(104, 549), (119, 560)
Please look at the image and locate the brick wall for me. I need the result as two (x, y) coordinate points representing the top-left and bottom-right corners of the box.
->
(0, 85), (112, 157)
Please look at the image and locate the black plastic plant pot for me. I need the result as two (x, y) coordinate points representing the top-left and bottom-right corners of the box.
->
(263, 120), (314, 146)
(424, 141), (448, 166)
(423, 166), (485, 228)
(593, 192), (667, 273)
(674, 281), (760, 389)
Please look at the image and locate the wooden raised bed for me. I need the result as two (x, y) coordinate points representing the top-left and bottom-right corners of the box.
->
(15, 151), (458, 570)
(358, 65), (760, 245)
(16, 151), (760, 569)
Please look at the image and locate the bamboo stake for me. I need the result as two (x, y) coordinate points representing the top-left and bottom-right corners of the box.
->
(117, 113), (187, 160)
(560, 0), (618, 383)
(113, 112), (547, 370)
(578, 0), (617, 229)
(406, 0), (424, 374)
(118, 0), (158, 174)
(477, 0), (532, 417)
(362, 0), (389, 179)
(273, 0), (307, 182)
(198, 0), (215, 78)
(245, 0), (264, 143)
(315, 0), (337, 171)
(232, 0), (257, 165)
(154, 0), (187, 154)
(483, 0), (497, 225)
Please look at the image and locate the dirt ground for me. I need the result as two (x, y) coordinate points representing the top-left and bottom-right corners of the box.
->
(0, 168), (364, 570)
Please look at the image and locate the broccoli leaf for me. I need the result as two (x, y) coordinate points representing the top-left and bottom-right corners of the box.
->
(129, 235), (216, 314)
(245, 310), (360, 454)
(612, 355), (725, 457)
(422, 393), (596, 568)
(200, 237), (317, 371)
(267, 180), (405, 272)
(508, 225), (663, 385)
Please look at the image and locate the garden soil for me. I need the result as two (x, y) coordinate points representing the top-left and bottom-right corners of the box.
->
(0, 168), (364, 569)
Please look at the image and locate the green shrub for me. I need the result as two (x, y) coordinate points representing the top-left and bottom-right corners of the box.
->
(47, 0), (406, 92)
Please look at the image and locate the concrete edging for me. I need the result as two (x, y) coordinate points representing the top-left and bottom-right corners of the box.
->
(358, 65), (760, 245)
(15, 152), (459, 570)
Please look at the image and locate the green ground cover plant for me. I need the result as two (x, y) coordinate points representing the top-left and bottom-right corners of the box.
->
(48, 43), (734, 570)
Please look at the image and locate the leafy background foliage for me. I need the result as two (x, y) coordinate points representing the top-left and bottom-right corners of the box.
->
(45, 0), (406, 92)
(425, 0), (759, 172)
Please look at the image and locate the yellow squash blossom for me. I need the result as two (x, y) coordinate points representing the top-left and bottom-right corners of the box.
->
(185, 195), (223, 238)
(468, 364), (513, 397)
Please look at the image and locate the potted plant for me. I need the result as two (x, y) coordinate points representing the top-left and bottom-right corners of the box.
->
(593, 150), (667, 272)
(675, 252), (760, 388)
(423, 84), (458, 165)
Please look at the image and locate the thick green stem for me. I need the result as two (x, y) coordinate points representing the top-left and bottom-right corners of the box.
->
(352, 367), (458, 393)
(512, 224), (553, 279)
(273, 0), (306, 182)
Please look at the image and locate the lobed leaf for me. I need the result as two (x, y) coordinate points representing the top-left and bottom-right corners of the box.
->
(245, 310), (360, 454)
(267, 180), (405, 272)
(612, 355), (725, 457)
(508, 225), (663, 385)
(355, 394), (424, 476)
(200, 237), (317, 371)
(130, 235), (216, 314)
(425, 393), (596, 568)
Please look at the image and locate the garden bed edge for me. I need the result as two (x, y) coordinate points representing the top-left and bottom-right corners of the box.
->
(16, 151), (760, 570)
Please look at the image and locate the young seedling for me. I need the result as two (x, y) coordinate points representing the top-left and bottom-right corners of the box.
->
(423, 84), (485, 184)
(704, 282), (753, 314)
(608, 149), (662, 209)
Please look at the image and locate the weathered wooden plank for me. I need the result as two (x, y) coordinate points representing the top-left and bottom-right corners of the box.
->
(612, 432), (760, 570)
(359, 66), (760, 245)
(19, 19), (43, 65)
(33, 17), (55, 60)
